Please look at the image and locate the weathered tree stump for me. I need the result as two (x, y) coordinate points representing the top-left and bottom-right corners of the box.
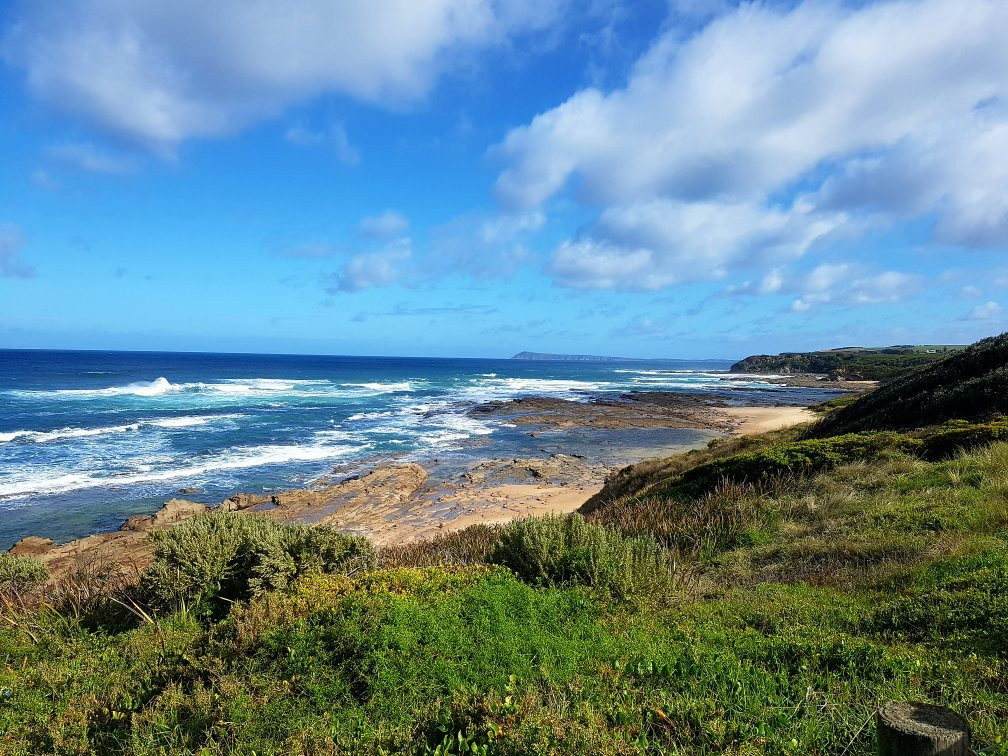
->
(876, 701), (971, 756)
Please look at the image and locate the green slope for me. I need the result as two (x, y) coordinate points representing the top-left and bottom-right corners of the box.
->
(811, 331), (1008, 435)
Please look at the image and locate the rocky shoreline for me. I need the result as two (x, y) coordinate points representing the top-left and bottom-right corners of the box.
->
(7, 390), (832, 579)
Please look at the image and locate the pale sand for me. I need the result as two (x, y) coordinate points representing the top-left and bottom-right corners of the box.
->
(722, 406), (816, 435)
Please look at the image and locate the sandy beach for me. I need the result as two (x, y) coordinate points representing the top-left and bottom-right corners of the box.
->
(722, 406), (817, 434)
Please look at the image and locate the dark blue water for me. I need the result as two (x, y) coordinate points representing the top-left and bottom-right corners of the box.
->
(0, 350), (833, 548)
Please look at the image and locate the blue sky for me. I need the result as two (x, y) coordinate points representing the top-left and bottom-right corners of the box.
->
(0, 0), (1006, 359)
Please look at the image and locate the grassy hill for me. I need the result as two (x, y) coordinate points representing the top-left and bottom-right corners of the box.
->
(2, 335), (1008, 754)
(811, 331), (1008, 435)
(730, 344), (962, 380)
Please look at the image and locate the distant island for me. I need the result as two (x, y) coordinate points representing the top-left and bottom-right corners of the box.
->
(512, 351), (638, 362)
(730, 344), (964, 380)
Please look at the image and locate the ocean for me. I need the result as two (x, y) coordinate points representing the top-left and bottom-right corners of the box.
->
(0, 349), (836, 549)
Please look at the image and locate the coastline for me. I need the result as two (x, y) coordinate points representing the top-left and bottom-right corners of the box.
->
(8, 396), (822, 577)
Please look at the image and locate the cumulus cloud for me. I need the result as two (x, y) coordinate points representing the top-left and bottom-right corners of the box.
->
(960, 301), (1003, 321)
(492, 0), (1008, 289)
(0, 224), (35, 278)
(3, 0), (562, 150)
(358, 210), (411, 240)
(325, 239), (413, 293)
(727, 262), (921, 312)
(788, 266), (922, 312)
(550, 198), (844, 289)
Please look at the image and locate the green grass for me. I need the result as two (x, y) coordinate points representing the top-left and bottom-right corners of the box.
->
(5, 360), (1008, 751)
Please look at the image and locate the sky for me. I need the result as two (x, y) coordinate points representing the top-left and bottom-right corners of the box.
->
(0, 0), (1006, 360)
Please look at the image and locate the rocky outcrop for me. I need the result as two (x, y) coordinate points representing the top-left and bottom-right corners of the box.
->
(265, 464), (428, 524)
(462, 454), (603, 487)
(9, 536), (56, 558)
(469, 393), (736, 431)
(220, 492), (273, 512)
(121, 499), (207, 531)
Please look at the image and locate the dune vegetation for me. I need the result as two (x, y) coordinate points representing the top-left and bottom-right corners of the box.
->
(3, 338), (1008, 754)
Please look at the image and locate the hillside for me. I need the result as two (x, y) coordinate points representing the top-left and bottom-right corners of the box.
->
(2, 334), (1008, 753)
(811, 331), (1008, 435)
(730, 344), (961, 380)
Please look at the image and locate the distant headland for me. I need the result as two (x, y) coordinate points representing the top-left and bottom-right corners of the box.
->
(511, 351), (636, 362)
(730, 344), (964, 380)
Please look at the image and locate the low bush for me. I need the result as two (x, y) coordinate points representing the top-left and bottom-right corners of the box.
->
(141, 513), (375, 610)
(918, 419), (1008, 460)
(0, 553), (49, 591)
(491, 514), (684, 599)
(670, 432), (921, 497)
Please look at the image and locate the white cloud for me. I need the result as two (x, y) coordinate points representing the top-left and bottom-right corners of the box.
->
(788, 266), (921, 312)
(358, 210), (411, 240)
(285, 122), (360, 165)
(326, 239), (413, 293)
(492, 0), (1008, 289)
(960, 300), (1003, 321)
(550, 198), (845, 289)
(0, 224), (35, 278)
(3, 0), (562, 150)
(47, 142), (134, 173)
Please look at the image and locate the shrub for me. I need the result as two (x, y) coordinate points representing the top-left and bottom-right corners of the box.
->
(141, 512), (375, 609)
(671, 432), (921, 497)
(918, 419), (1008, 460)
(0, 553), (50, 591)
(491, 514), (683, 599)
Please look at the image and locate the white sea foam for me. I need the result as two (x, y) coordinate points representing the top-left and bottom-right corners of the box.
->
(22, 376), (342, 400)
(341, 382), (413, 393)
(345, 410), (396, 422)
(0, 414), (243, 444)
(0, 442), (364, 499)
(55, 376), (177, 397)
(454, 377), (609, 404)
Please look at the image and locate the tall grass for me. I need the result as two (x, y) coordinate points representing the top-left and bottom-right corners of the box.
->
(492, 514), (691, 600)
(586, 478), (767, 559)
(378, 524), (502, 569)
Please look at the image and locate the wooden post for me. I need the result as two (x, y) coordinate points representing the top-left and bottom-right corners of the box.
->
(876, 701), (971, 756)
